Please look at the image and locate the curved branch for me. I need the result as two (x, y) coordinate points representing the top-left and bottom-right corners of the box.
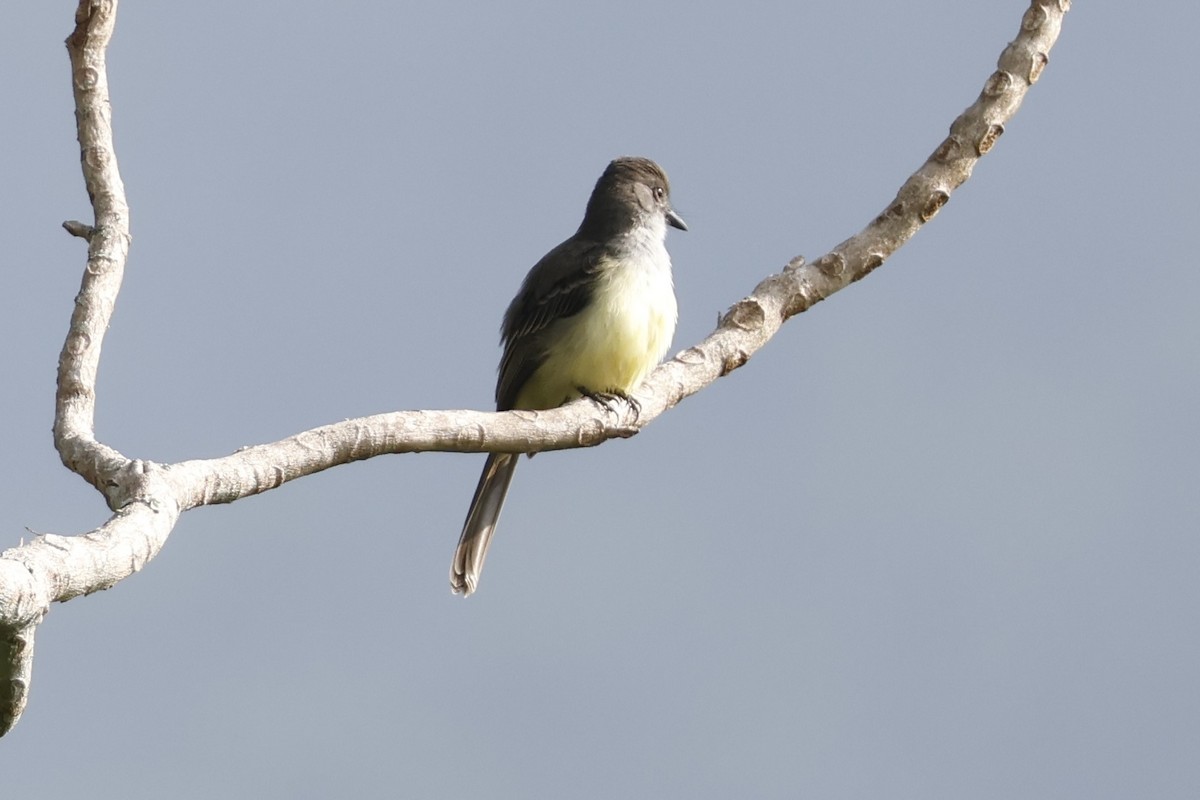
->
(0, 0), (1070, 737)
(55, 0), (132, 498)
(657, 0), (1069, 415)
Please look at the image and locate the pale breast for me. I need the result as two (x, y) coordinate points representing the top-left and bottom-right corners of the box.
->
(545, 248), (677, 399)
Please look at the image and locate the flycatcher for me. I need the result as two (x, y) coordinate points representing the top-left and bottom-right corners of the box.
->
(451, 156), (687, 596)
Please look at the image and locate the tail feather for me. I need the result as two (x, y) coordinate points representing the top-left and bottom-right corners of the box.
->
(450, 452), (519, 596)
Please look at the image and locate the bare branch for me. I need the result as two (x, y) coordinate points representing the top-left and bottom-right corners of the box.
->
(650, 1), (1069, 413)
(0, 624), (34, 737)
(55, 0), (132, 499)
(0, 0), (1070, 736)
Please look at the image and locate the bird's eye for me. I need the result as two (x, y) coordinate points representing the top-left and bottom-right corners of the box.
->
(654, 186), (666, 201)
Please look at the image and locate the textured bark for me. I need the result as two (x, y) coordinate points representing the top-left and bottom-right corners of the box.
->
(0, 0), (1070, 736)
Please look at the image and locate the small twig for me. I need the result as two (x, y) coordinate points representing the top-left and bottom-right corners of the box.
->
(62, 220), (95, 240)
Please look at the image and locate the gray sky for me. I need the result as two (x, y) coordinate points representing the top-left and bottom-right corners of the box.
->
(5, 3), (1199, 798)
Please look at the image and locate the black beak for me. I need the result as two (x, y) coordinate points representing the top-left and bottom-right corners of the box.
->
(666, 208), (688, 231)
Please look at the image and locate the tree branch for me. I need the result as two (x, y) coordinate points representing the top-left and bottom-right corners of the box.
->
(0, 0), (1069, 737)
(56, 0), (132, 501)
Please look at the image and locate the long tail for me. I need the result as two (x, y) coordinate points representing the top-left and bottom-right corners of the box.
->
(450, 452), (519, 596)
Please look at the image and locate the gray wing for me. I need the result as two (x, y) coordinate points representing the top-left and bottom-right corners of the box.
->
(495, 237), (607, 411)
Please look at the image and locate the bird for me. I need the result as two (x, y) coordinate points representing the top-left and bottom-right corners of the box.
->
(450, 156), (687, 596)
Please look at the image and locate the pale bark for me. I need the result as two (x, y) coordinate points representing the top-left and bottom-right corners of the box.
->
(0, 0), (1070, 736)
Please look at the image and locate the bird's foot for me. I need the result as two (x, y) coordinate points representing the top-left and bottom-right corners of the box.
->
(578, 386), (642, 423)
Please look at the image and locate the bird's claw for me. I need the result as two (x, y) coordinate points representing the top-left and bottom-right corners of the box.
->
(579, 387), (641, 422)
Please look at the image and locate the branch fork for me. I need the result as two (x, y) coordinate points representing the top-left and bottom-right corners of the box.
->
(0, 0), (1069, 736)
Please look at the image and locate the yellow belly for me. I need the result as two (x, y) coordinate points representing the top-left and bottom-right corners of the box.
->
(515, 257), (677, 410)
